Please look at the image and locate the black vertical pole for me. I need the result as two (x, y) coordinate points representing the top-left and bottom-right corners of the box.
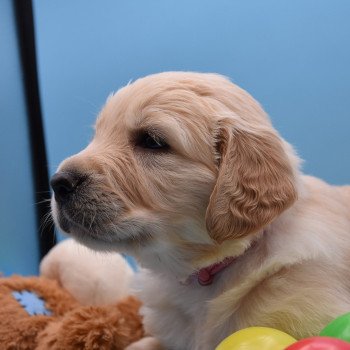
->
(13, 0), (56, 259)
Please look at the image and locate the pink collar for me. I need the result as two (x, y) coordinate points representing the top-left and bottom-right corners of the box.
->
(196, 256), (237, 286)
(183, 233), (264, 287)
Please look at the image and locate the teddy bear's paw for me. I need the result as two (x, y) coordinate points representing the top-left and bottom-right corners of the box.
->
(125, 337), (164, 350)
(38, 302), (144, 350)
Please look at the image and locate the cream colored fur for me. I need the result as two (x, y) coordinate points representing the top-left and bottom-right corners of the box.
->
(40, 238), (134, 306)
(51, 72), (350, 350)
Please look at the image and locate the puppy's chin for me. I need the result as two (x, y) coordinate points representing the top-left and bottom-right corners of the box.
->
(51, 200), (154, 253)
(63, 226), (133, 253)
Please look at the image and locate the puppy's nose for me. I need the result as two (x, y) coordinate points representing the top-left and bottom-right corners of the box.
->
(50, 172), (84, 203)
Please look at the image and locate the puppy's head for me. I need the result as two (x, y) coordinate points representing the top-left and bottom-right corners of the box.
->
(51, 72), (299, 271)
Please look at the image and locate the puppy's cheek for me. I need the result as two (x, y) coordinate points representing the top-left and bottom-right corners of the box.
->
(50, 199), (70, 233)
(50, 198), (58, 223)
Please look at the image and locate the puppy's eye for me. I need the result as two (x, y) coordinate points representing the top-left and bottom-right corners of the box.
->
(136, 132), (169, 150)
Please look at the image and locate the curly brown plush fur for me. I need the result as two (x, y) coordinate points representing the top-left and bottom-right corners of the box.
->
(37, 297), (144, 350)
(0, 276), (144, 350)
(0, 276), (77, 349)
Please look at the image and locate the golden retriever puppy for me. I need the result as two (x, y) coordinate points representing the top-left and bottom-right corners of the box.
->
(50, 72), (350, 350)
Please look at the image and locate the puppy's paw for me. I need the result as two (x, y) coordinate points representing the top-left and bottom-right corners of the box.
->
(125, 337), (163, 350)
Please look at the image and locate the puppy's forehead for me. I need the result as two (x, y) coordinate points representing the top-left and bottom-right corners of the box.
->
(96, 73), (220, 140)
(95, 71), (270, 137)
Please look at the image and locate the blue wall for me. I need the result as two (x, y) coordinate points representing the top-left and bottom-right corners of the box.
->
(0, 0), (39, 275)
(34, 0), (350, 185)
(1, 1), (349, 275)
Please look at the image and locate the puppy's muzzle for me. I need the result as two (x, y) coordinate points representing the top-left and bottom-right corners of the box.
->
(51, 171), (86, 204)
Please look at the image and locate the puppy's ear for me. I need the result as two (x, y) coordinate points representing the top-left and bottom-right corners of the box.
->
(206, 122), (297, 243)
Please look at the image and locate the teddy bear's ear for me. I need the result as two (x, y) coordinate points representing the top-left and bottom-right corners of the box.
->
(206, 123), (297, 243)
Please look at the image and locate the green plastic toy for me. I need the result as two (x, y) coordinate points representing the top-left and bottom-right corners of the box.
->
(320, 313), (350, 343)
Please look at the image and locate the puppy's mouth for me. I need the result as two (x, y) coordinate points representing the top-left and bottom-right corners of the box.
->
(57, 210), (96, 239)
(53, 203), (153, 251)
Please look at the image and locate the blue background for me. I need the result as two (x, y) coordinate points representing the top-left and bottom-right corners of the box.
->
(1, 0), (349, 275)
(0, 0), (39, 275)
(33, 0), (350, 184)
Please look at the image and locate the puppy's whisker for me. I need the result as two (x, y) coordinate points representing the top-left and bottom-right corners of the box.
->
(88, 210), (97, 231)
(81, 212), (86, 228)
(35, 198), (52, 205)
(39, 211), (54, 235)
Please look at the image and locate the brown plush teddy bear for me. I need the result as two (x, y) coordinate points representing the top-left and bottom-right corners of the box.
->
(0, 239), (144, 350)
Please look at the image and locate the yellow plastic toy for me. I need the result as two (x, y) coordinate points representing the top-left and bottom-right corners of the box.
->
(216, 327), (297, 350)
